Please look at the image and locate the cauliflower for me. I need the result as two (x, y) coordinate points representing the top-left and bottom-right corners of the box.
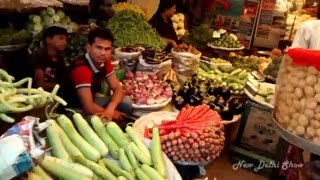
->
(212, 31), (221, 38)
(177, 13), (185, 22)
(229, 33), (238, 41)
(171, 14), (180, 23)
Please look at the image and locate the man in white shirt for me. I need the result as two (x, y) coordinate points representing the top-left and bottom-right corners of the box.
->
(291, 20), (320, 49)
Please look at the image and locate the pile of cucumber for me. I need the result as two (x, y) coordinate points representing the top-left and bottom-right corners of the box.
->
(31, 113), (167, 180)
(198, 62), (248, 94)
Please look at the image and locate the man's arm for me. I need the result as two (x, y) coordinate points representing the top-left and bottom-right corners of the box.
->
(291, 22), (310, 49)
(105, 73), (124, 111)
(34, 68), (57, 91)
(76, 87), (105, 115)
(164, 38), (178, 47)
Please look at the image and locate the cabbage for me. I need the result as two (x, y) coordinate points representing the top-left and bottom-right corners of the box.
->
(46, 7), (55, 16)
(60, 19), (68, 26)
(32, 15), (41, 24)
(69, 22), (79, 32)
(33, 23), (43, 33)
(56, 10), (65, 19)
(43, 16), (54, 26)
(40, 10), (47, 17)
(63, 16), (71, 24)
(52, 15), (60, 23)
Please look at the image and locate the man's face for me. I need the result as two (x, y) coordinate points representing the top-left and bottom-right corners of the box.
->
(166, 5), (176, 18)
(47, 35), (67, 51)
(87, 37), (112, 65)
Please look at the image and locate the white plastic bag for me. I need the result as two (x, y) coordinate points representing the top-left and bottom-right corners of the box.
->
(171, 49), (201, 77)
(115, 48), (144, 71)
(136, 55), (172, 77)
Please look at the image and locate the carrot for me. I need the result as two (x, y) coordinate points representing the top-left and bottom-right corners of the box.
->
(176, 107), (187, 120)
(189, 105), (210, 120)
(185, 105), (205, 119)
(178, 106), (194, 121)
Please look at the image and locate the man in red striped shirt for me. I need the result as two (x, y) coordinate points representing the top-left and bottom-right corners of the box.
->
(63, 28), (132, 121)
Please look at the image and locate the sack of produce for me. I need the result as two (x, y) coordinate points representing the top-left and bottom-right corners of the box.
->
(114, 46), (144, 71)
(274, 48), (320, 145)
(136, 55), (172, 77)
(136, 48), (173, 76)
(171, 44), (201, 77)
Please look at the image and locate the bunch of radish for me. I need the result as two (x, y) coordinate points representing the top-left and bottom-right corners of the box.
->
(145, 104), (225, 163)
(122, 71), (173, 105)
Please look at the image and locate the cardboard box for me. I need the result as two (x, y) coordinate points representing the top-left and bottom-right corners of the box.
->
(235, 100), (280, 158)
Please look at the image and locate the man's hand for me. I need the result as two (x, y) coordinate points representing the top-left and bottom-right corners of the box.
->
(96, 107), (114, 121)
(172, 40), (178, 48)
(96, 108), (126, 121)
(113, 110), (127, 121)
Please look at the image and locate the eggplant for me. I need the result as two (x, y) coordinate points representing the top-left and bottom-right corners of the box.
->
(173, 96), (186, 110)
(189, 95), (201, 106)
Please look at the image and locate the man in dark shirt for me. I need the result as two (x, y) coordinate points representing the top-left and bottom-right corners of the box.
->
(149, 0), (178, 51)
(30, 26), (67, 91)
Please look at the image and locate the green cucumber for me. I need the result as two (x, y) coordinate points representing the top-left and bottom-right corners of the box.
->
(91, 116), (120, 159)
(73, 113), (109, 157)
(57, 115), (100, 162)
(106, 122), (130, 148)
(151, 128), (167, 178)
(141, 164), (165, 180)
(135, 168), (151, 180)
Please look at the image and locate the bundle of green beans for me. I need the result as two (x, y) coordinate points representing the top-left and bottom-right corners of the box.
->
(107, 9), (166, 50)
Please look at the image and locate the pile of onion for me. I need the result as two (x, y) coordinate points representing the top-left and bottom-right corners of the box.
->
(123, 71), (173, 105)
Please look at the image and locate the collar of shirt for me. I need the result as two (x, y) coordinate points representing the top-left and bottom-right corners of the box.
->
(85, 53), (105, 73)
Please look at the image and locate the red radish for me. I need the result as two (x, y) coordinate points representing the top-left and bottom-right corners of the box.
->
(166, 141), (172, 148)
(200, 148), (206, 153)
(172, 146), (179, 151)
(180, 149), (187, 154)
(173, 155), (179, 161)
(194, 149), (200, 155)
(205, 138), (209, 142)
(187, 149), (194, 154)
(187, 158), (192, 162)
(184, 133), (191, 138)
(174, 131), (181, 137)
(200, 157), (205, 162)
(162, 144), (166, 149)
(199, 135), (205, 140)
(170, 151), (176, 156)
(168, 132), (175, 140)
(164, 149), (168, 154)
(177, 138), (183, 144)
(179, 144), (184, 149)
(193, 158), (199, 162)
(213, 139), (221, 144)
(188, 138), (194, 144)
(178, 154), (183, 158)
(172, 140), (178, 146)
(184, 144), (190, 149)
(199, 141), (206, 147)
(191, 132), (199, 139)
(190, 154), (195, 158)
(196, 153), (201, 158)
(181, 137), (188, 143)
(168, 147), (173, 152)
(192, 142), (199, 149)
(180, 157), (185, 162)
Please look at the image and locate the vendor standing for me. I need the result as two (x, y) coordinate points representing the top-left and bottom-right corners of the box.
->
(63, 27), (132, 122)
(149, 0), (178, 51)
(29, 26), (67, 92)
